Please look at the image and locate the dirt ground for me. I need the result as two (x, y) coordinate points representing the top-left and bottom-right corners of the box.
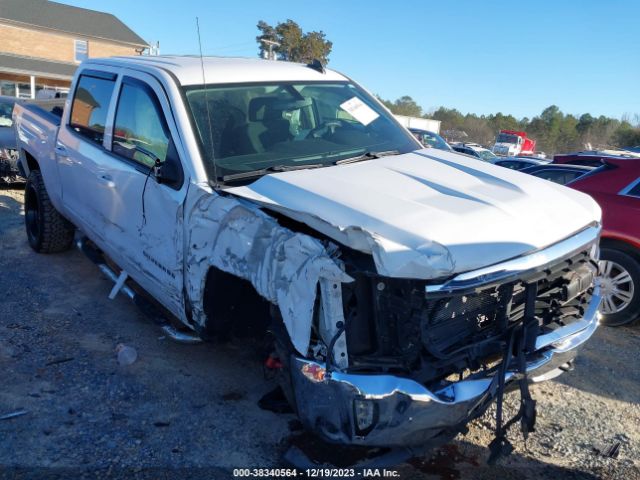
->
(1, 186), (639, 480)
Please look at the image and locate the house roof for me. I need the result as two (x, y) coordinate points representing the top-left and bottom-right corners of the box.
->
(0, 53), (76, 79)
(0, 0), (148, 47)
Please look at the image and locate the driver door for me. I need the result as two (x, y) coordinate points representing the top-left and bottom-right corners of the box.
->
(92, 71), (187, 318)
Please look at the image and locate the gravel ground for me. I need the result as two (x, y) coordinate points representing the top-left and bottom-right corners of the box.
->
(1, 186), (639, 480)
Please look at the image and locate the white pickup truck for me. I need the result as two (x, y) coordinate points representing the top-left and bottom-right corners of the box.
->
(14, 56), (603, 458)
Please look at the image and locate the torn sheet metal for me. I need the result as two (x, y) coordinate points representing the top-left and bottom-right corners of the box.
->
(184, 187), (352, 355)
(226, 149), (602, 279)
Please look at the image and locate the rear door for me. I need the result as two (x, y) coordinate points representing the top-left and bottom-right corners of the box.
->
(57, 69), (119, 229)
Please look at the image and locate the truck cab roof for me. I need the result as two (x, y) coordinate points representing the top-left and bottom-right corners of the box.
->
(83, 55), (348, 86)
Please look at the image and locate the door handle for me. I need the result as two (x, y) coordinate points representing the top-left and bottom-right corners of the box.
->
(55, 144), (68, 156)
(98, 174), (116, 188)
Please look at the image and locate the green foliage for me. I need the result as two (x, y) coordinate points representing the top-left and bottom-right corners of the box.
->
(376, 95), (422, 117)
(256, 19), (332, 64)
(383, 96), (640, 154)
(613, 126), (640, 148)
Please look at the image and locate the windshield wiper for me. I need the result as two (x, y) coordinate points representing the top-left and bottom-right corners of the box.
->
(221, 163), (325, 182)
(334, 150), (401, 165)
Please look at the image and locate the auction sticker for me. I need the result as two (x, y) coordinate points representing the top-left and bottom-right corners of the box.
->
(339, 97), (379, 126)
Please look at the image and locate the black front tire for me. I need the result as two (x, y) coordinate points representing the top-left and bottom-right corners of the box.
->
(598, 247), (640, 327)
(24, 170), (75, 253)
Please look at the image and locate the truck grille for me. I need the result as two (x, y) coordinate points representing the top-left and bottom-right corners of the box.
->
(344, 248), (597, 382)
(420, 249), (596, 366)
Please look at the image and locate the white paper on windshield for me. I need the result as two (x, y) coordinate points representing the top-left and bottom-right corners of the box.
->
(339, 97), (379, 126)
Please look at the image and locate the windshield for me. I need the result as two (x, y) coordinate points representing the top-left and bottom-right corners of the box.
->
(496, 133), (518, 144)
(477, 149), (498, 162)
(0, 99), (15, 127)
(184, 81), (419, 182)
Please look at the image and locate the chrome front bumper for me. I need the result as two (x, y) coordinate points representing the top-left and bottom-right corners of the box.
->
(291, 287), (601, 447)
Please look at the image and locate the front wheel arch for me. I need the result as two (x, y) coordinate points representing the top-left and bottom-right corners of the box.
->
(600, 237), (640, 262)
(201, 266), (272, 339)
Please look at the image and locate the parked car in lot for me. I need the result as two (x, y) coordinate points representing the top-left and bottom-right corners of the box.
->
(494, 157), (551, 170)
(1, 96), (65, 183)
(409, 128), (452, 151)
(450, 142), (498, 162)
(0, 95), (24, 182)
(14, 56), (603, 455)
(554, 150), (640, 167)
(520, 164), (594, 184)
(567, 157), (640, 326)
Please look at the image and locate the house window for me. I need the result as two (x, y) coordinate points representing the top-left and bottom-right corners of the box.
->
(74, 40), (88, 63)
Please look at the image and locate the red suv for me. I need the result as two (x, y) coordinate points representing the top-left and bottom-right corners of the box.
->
(554, 150), (640, 167)
(568, 157), (640, 326)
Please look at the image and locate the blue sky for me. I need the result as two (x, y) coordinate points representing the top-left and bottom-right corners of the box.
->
(62, 0), (639, 120)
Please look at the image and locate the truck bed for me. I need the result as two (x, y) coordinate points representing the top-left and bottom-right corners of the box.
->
(13, 102), (63, 175)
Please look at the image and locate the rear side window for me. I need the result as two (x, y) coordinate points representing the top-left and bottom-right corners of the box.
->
(622, 178), (640, 198)
(112, 80), (170, 168)
(533, 170), (572, 184)
(69, 74), (116, 145)
(579, 160), (604, 167)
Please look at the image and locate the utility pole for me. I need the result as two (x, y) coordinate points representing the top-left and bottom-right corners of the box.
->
(149, 41), (160, 56)
(260, 39), (280, 60)
(138, 41), (160, 56)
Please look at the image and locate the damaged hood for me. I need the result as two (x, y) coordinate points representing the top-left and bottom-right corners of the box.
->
(226, 149), (601, 279)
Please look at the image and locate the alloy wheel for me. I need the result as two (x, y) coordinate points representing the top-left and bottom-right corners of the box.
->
(598, 260), (635, 314)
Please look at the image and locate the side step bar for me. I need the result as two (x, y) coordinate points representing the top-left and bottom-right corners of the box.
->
(76, 237), (202, 345)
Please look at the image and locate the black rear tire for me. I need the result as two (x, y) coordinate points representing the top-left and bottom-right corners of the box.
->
(24, 170), (75, 253)
(598, 247), (640, 327)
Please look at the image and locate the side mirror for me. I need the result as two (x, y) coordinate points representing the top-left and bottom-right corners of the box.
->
(134, 142), (183, 189)
(153, 139), (183, 189)
(153, 157), (182, 188)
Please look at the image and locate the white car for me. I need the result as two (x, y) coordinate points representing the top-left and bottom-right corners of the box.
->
(450, 142), (498, 162)
(14, 56), (602, 458)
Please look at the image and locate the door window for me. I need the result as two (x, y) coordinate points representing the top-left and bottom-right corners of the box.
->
(69, 74), (116, 145)
(112, 80), (170, 168)
(532, 169), (570, 184)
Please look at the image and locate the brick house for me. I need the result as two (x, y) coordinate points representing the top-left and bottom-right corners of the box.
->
(0, 0), (148, 98)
